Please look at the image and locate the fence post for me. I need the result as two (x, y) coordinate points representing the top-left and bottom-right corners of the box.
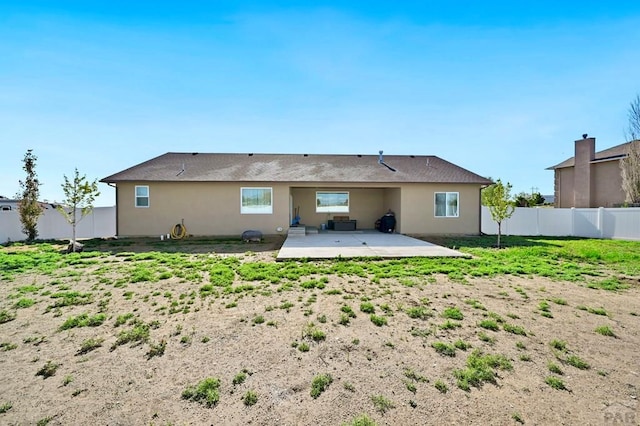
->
(598, 207), (604, 239)
(570, 207), (575, 237)
(535, 207), (540, 236)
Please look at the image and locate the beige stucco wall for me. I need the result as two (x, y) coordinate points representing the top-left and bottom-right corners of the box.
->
(400, 183), (482, 235)
(556, 168), (575, 208)
(555, 160), (625, 208)
(116, 182), (291, 237)
(592, 161), (625, 207)
(115, 181), (483, 237)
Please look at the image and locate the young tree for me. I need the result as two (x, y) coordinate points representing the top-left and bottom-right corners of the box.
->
(621, 95), (640, 205)
(482, 179), (515, 248)
(17, 149), (44, 241)
(56, 168), (100, 252)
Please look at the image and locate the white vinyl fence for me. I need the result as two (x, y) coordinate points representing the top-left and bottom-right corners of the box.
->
(0, 206), (116, 243)
(481, 206), (640, 240)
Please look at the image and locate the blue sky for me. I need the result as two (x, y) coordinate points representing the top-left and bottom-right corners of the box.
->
(2, 1), (639, 206)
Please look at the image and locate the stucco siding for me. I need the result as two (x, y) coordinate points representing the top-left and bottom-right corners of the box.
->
(116, 182), (290, 237)
(400, 184), (482, 235)
(557, 168), (575, 208)
(592, 161), (625, 207)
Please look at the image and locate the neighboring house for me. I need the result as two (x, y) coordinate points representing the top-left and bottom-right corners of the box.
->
(100, 152), (492, 237)
(547, 135), (636, 208)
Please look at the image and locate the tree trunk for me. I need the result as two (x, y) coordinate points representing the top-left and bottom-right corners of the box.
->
(72, 207), (77, 253)
(497, 222), (502, 248)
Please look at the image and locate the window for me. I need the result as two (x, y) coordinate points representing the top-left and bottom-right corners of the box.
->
(241, 187), (272, 214)
(435, 192), (459, 217)
(135, 186), (149, 208)
(316, 191), (349, 213)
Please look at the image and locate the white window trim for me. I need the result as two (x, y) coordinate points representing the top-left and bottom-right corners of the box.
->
(434, 192), (459, 218)
(316, 191), (350, 213)
(135, 185), (150, 208)
(241, 187), (273, 214)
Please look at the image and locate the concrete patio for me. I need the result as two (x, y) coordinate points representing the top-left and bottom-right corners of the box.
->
(276, 230), (468, 260)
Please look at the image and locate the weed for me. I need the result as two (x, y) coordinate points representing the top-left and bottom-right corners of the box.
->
(434, 380), (448, 393)
(478, 332), (495, 344)
(233, 370), (248, 386)
(342, 414), (377, 426)
(0, 342), (17, 351)
(464, 299), (486, 310)
(37, 417), (52, 426)
(0, 402), (13, 413)
(405, 306), (431, 319)
(405, 381), (417, 393)
(370, 314), (387, 327)
(370, 394), (395, 414)
(439, 320), (461, 330)
(317, 314), (327, 323)
(62, 375), (74, 386)
(432, 342), (456, 357)
(566, 355), (590, 370)
(182, 377), (221, 407)
(146, 339), (167, 359)
(360, 302), (375, 314)
(478, 319), (499, 331)
(503, 323), (527, 336)
(36, 361), (59, 379)
(77, 338), (104, 355)
(410, 327), (431, 338)
(442, 307), (464, 320)
(404, 368), (428, 383)
(547, 362), (563, 375)
(587, 307), (608, 316)
(114, 313), (135, 327)
(549, 340), (567, 351)
(242, 390), (258, 406)
(544, 376), (567, 391)
(595, 325), (616, 337)
(519, 354), (531, 361)
(0, 310), (16, 324)
(515, 341), (526, 350)
(341, 305), (357, 318)
(453, 350), (512, 391)
(252, 315), (265, 325)
(551, 298), (567, 305)
(111, 321), (150, 350)
(512, 412), (525, 424)
(201, 336), (210, 343)
(454, 340), (472, 351)
(339, 313), (351, 326)
(310, 373), (333, 398)
(59, 313), (106, 330)
(303, 323), (326, 341)
(15, 298), (35, 309)
(298, 342), (310, 352)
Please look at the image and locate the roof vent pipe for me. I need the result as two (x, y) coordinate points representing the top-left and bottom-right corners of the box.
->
(378, 150), (384, 164)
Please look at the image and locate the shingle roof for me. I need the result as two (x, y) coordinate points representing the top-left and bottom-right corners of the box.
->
(101, 153), (492, 185)
(547, 141), (635, 170)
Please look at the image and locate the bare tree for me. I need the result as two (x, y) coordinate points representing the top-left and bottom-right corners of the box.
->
(620, 95), (640, 205)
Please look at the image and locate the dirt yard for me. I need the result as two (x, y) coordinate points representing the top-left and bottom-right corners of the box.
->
(0, 239), (638, 425)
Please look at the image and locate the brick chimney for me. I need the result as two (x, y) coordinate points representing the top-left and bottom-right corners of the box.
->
(573, 135), (595, 207)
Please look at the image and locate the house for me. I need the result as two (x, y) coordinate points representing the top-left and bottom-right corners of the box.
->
(100, 152), (492, 237)
(547, 135), (636, 208)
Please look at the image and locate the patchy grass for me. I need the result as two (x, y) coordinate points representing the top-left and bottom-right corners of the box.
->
(453, 350), (512, 391)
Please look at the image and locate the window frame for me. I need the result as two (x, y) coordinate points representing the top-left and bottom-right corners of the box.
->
(315, 191), (350, 213)
(240, 187), (273, 214)
(135, 185), (150, 208)
(434, 192), (459, 218)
